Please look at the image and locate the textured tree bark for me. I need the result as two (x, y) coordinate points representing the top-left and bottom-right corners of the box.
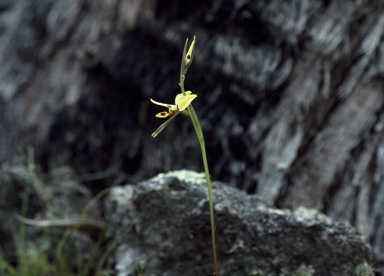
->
(0, 0), (383, 272)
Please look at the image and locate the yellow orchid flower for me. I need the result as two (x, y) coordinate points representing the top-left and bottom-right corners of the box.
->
(150, 91), (197, 118)
(150, 91), (197, 137)
(184, 37), (195, 68)
(181, 36), (196, 77)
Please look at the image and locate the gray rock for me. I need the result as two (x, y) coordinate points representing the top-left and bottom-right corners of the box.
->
(104, 170), (372, 276)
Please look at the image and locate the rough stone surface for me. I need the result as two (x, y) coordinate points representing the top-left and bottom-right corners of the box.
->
(104, 170), (372, 275)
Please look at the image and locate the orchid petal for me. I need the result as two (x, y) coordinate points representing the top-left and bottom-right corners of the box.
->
(186, 37), (195, 63)
(150, 98), (176, 109)
(175, 91), (197, 111)
(181, 36), (196, 74)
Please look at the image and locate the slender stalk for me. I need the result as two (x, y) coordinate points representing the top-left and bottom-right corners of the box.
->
(179, 51), (218, 273)
(187, 104), (218, 276)
(152, 35), (218, 274)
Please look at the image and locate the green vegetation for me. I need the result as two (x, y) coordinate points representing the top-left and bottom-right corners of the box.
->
(0, 150), (120, 276)
(354, 261), (374, 276)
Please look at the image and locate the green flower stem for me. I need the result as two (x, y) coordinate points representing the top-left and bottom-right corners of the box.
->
(187, 103), (218, 276)
(180, 71), (218, 275)
(178, 36), (218, 275)
(151, 35), (217, 274)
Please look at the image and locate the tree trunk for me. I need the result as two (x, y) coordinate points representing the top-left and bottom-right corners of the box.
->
(0, 0), (383, 271)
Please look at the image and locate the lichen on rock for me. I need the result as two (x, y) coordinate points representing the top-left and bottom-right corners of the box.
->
(104, 170), (372, 275)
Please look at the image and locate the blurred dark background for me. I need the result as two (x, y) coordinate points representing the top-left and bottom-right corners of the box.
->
(0, 0), (384, 271)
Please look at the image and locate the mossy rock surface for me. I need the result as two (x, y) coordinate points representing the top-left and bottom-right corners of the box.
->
(104, 170), (373, 275)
